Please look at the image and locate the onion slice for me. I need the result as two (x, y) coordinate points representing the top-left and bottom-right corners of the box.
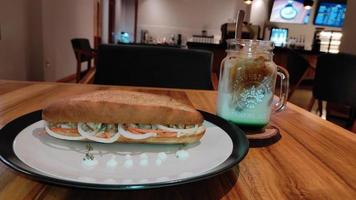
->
(78, 123), (120, 143)
(118, 125), (156, 140)
(45, 124), (85, 141)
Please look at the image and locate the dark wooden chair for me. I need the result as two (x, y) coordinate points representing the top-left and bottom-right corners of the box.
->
(285, 49), (314, 99)
(94, 44), (214, 90)
(312, 53), (356, 128)
(71, 38), (96, 82)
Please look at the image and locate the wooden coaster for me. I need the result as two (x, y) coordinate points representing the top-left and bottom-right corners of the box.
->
(245, 126), (281, 148)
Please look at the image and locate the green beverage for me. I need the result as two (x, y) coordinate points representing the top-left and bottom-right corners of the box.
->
(217, 40), (288, 132)
(217, 91), (273, 131)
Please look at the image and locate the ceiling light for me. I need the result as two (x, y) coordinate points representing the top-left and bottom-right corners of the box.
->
(304, 0), (314, 10)
(244, 0), (253, 5)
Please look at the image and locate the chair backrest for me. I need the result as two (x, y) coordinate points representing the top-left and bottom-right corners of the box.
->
(94, 44), (214, 90)
(71, 38), (93, 62)
(313, 53), (356, 107)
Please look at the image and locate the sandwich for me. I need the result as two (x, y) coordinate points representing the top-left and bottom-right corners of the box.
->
(42, 90), (206, 144)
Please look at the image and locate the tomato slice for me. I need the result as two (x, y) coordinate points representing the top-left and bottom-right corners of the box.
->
(126, 127), (177, 138)
(95, 132), (113, 139)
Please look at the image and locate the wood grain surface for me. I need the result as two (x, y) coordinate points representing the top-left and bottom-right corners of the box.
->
(0, 80), (356, 200)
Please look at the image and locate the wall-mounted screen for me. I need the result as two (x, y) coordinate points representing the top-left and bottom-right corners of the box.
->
(270, 28), (288, 47)
(270, 0), (311, 24)
(314, 2), (347, 27)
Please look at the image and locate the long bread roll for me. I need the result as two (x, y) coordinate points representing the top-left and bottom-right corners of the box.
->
(42, 90), (205, 144)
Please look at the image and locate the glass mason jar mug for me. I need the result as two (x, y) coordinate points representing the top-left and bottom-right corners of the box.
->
(217, 39), (289, 131)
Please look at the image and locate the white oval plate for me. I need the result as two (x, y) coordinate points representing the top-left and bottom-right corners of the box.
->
(0, 110), (249, 190)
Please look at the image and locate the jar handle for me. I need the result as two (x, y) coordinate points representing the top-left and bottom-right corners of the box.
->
(274, 66), (289, 112)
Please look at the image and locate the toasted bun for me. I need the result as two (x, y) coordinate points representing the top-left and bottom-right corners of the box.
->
(42, 90), (203, 125)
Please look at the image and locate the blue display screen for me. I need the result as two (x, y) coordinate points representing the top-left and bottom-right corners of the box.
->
(270, 28), (288, 47)
(314, 3), (346, 27)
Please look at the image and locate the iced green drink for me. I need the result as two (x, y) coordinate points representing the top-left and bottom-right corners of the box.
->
(217, 55), (277, 131)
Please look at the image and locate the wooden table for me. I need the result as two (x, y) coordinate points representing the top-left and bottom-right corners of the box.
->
(0, 80), (356, 199)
